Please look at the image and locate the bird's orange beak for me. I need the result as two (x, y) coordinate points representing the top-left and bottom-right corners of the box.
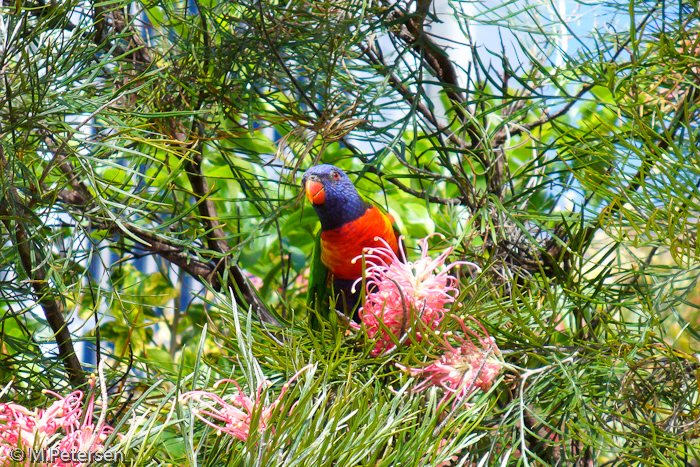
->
(305, 180), (325, 205)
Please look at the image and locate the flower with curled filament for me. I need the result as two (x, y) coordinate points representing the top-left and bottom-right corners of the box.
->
(0, 376), (117, 467)
(180, 365), (312, 442)
(351, 234), (479, 357)
(396, 315), (503, 409)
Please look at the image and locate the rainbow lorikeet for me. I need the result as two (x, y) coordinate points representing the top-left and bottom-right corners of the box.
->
(302, 164), (403, 323)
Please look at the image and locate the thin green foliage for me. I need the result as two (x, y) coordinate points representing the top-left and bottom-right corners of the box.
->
(1, 0), (700, 464)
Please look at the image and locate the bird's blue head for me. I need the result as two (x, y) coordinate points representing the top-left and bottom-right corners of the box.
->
(302, 164), (369, 231)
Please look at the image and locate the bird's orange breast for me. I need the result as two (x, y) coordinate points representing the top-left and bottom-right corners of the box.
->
(320, 206), (399, 280)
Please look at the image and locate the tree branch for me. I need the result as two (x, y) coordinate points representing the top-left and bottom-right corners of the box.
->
(359, 43), (472, 154)
(385, 1), (481, 146)
(55, 185), (280, 327)
(0, 192), (85, 388)
(359, 160), (466, 206)
(174, 125), (280, 327)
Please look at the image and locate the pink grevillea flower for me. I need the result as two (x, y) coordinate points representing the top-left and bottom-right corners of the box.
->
(181, 365), (312, 442)
(52, 387), (116, 463)
(352, 234), (475, 357)
(396, 315), (502, 408)
(0, 377), (117, 467)
(0, 391), (82, 448)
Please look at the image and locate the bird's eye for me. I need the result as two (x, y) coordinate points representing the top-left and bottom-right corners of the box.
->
(331, 171), (340, 180)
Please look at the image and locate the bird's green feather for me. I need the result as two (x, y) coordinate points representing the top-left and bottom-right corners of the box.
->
(307, 230), (330, 329)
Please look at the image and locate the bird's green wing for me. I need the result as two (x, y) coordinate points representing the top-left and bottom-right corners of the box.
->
(307, 230), (330, 329)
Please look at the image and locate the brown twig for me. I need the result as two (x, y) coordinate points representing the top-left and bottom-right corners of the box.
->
(360, 162), (465, 206)
(0, 120), (86, 387)
(359, 44), (471, 154)
(174, 122), (280, 327)
(0, 194), (85, 388)
(385, 1), (481, 147)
